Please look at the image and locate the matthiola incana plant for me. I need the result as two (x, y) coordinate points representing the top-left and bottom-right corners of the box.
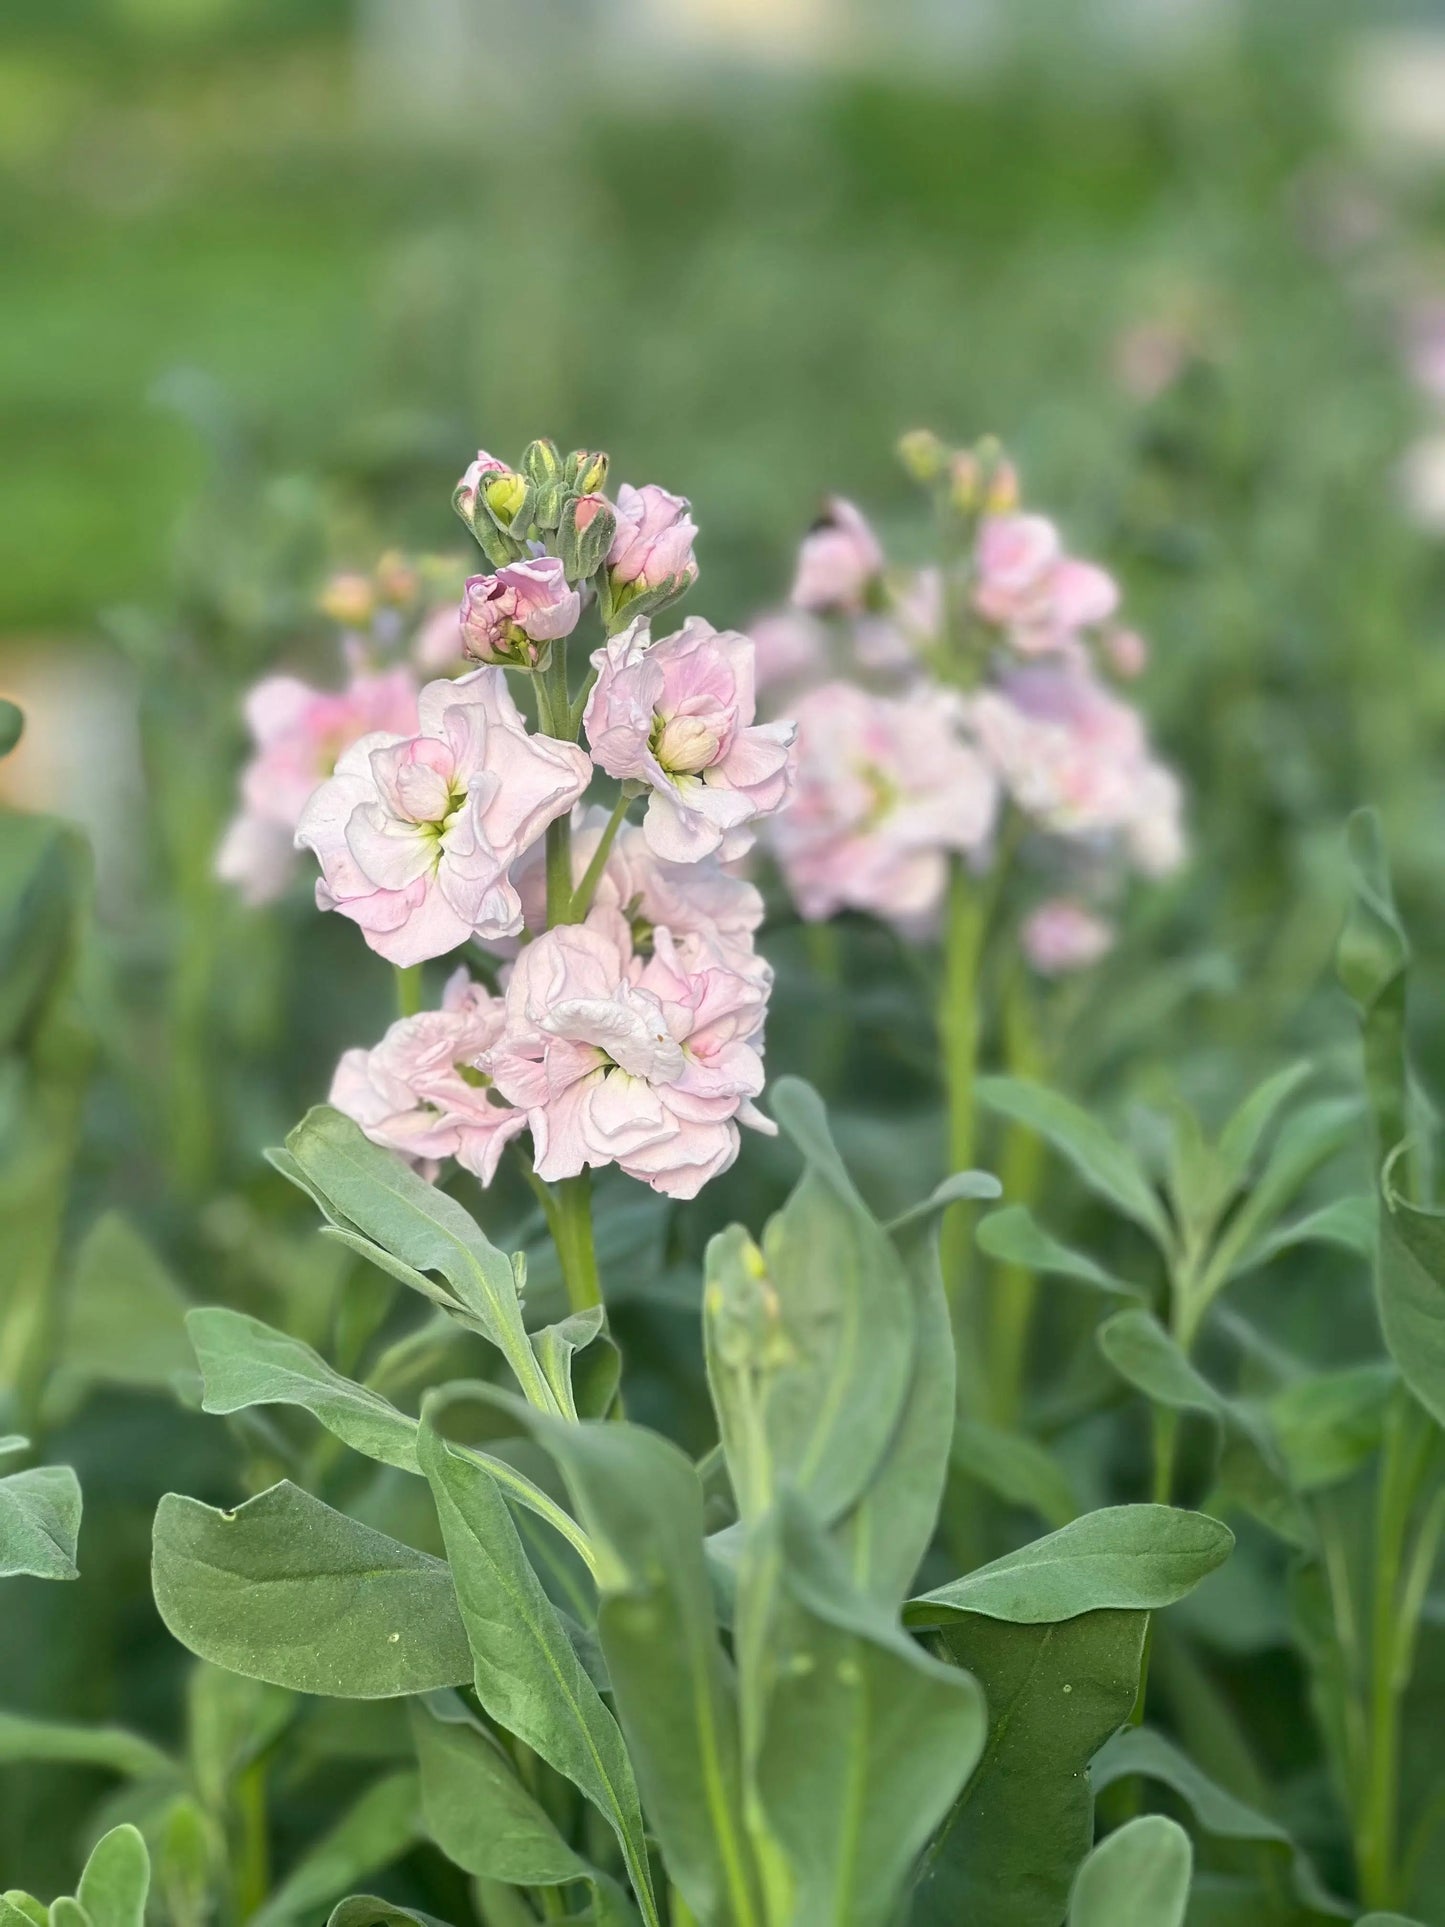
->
(141, 437), (1251, 1927)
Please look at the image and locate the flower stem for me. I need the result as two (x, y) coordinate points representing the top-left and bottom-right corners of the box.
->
(938, 857), (992, 1329)
(568, 791), (631, 926)
(987, 969), (1046, 1425)
(394, 963), (423, 1019)
(553, 1170), (603, 1313)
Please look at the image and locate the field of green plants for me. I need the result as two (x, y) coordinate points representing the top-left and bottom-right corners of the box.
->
(7, 3), (1445, 1923)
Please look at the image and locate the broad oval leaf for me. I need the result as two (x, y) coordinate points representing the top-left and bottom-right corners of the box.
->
(0, 1462), (81, 1580)
(906, 1504), (1233, 1627)
(76, 1825), (151, 1927)
(1067, 1815), (1192, 1927)
(151, 1482), (471, 1697)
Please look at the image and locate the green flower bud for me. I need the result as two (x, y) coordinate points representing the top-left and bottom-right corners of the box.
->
(566, 448), (610, 495)
(559, 491), (618, 583)
(898, 427), (947, 483)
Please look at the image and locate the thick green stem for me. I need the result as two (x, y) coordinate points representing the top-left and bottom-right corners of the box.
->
(394, 963), (423, 1019)
(987, 971), (1046, 1425)
(233, 1758), (269, 1921)
(553, 1171), (603, 1313)
(939, 859), (992, 1329)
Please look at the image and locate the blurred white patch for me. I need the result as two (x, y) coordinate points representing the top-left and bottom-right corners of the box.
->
(1348, 30), (1445, 164)
(0, 648), (144, 916)
(1397, 434), (1445, 536)
(630, 0), (842, 64)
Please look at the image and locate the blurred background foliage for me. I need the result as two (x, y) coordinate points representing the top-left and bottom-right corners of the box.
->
(8, 0), (1445, 1905)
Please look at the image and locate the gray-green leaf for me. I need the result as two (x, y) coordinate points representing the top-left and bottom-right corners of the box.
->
(1067, 1815), (1192, 1927)
(250, 1773), (420, 1927)
(76, 1825), (151, 1927)
(0, 1462), (81, 1579)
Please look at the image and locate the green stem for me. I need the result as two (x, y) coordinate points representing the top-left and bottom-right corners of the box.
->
(567, 791), (630, 925)
(938, 858), (993, 1329)
(553, 1171), (603, 1313)
(988, 970), (1047, 1425)
(233, 1758), (269, 1921)
(1358, 1394), (1432, 1909)
(394, 963), (423, 1019)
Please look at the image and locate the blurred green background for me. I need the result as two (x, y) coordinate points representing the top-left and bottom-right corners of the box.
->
(8, 0), (1445, 1900)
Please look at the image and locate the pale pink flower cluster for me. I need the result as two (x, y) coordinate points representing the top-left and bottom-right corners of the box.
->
(759, 463), (1184, 941)
(1021, 898), (1116, 977)
(607, 484), (700, 596)
(584, 617), (795, 862)
(217, 668), (419, 905)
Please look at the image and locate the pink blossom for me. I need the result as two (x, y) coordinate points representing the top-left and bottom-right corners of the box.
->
(516, 808), (768, 979)
(413, 602), (469, 674)
(454, 449), (512, 523)
(216, 668), (419, 905)
(769, 681), (998, 926)
(790, 498), (884, 614)
(1404, 297), (1445, 405)
(749, 609), (828, 693)
(295, 670), (591, 965)
(606, 484), (699, 593)
(973, 514), (1119, 655)
(1022, 899), (1115, 976)
(583, 616), (796, 862)
(490, 907), (773, 1198)
(461, 557), (581, 666)
(329, 968), (525, 1183)
(1102, 627), (1149, 679)
(965, 664), (1185, 874)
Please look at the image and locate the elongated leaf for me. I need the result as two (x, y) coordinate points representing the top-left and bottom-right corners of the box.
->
(76, 1826), (150, 1927)
(1230, 1196), (1375, 1278)
(914, 1608), (1146, 1926)
(707, 1079), (915, 1528)
(1096, 1308), (1306, 1544)
(1091, 1727), (1348, 1917)
(415, 1414), (656, 1922)
(834, 1177), (961, 1603)
(1215, 1064), (1314, 1198)
(531, 1305), (620, 1422)
(1202, 1099), (1363, 1300)
(975, 1205), (1143, 1299)
(745, 1495), (986, 1927)
(1268, 1363), (1395, 1493)
(152, 1482), (471, 1697)
(525, 1409), (758, 1927)
(411, 1696), (591, 1884)
(0, 1462), (81, 1579)
(906, 1505), (1232, 1626)
(1067, 1814), (1192, 1927)
(952, 1419), (1079, 1530)
(188, 1307), (420, 1472)
(63, 1213), (192, 1392)
(1337, 809), (1409, 1160)
(975, 1078), (1173, 1249)
(1, 1897), (46, 1927)
(1377, 1172), (1445, 1427)
(251, 1772), (419, 1927)
(278, 1108), (555, 1411)
(0, 1710), (178, 1781)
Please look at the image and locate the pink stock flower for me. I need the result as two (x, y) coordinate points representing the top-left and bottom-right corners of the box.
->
(516, 807), (769, 979)
(606, 484), (699, 593)
(790, 498), (885, 614)
(454, 449), (512, 523)
(413, 601), (469, 674)
(490, 906), (773, 1198)
(329, 968), (525, 1184)
(583, 616), (796, 862)
(973, 514), (1119, 655)
(461, 557), (581, 666)
(965, 664), (1185, 874)
(769, 681), (998, 926)
(295, 670), (591, 965)
(216, 668), (420, 905)
(749, 609), (828, 694)
(1022, 899), (1116, 976)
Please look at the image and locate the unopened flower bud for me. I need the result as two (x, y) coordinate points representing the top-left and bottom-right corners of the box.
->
(521, 439), (566, 529)
(898, 428), (947, 483)
(485, 471), (531, 530)
(566, 449), (610, 496)
(559, 491), (617, 582)
(453, 450), (509, 527)
(319, 571), (375, 628)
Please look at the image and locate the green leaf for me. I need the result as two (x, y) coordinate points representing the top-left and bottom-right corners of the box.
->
(75, 1826), (151, 1927)
(250, 1772), (419, 1927)
(883, 1169), (1003, 1236)
(1337, 809), (1410, 1160)
(975, 1204), (1144, 1299)
(1, 1895), (47, 1927)
(743, 1494), (986, 1927)
(0, 1709), (178, 1781)
(0, 1462), (81, 1579)
(833, 1174), (962, 1603)
(523, 1408), (758, 1927)
(1067, 1815), (1192, 1927)
(975, 1077), (1173, 1250)
(0, 1436), (25, 1461)
(151, 1482), (471, 1697)
(415, 1411), (656, 1923)
(1096, 1308), (1306, 1544)
(0, 700), (23, 759)
(1090, 1727), (1348, 1918)
(187, 1663), (295, 1810)
(277, 1108), (555, 1412)
(531, 1305), (620, 1422)
(1200, 1098), (1364, 1299)
(188, 1307), (420, 1472)
(914, 1608), (1147, 1927)
(1230, 1196), (1375, 1278)
(63, 1213), (191, 1392)
(711, 1078), (916, 1526)
(1268, 1363), (1396, 1492)
(1377, 1170), (1445, 1428)
(952, 1419), (1079, 1530)
(1214, 1063), (1314, 1198)
(906, 1505), (1233, 1626)
(328, 1903), (453, 1927)
(411, 1695), (592, 1884)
